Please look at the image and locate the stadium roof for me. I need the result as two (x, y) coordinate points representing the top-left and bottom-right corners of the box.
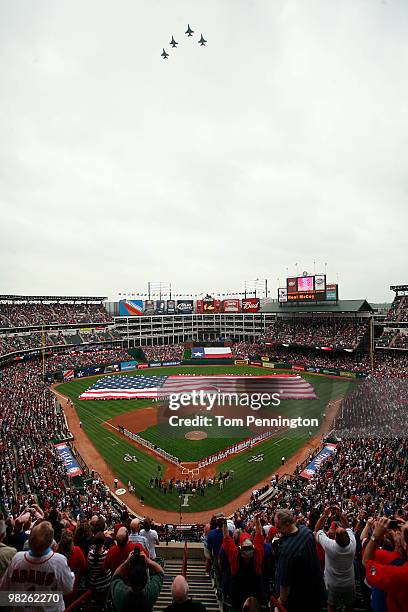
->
(390, 284), (408, 293)
(261, 299), (373, 314)
(0, 295), (107, 302)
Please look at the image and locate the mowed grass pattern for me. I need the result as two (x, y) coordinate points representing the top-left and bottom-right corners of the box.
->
(58, 366), (354, 512)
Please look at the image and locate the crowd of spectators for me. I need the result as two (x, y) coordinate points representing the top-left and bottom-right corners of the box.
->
(259, 346), (408, 378)
(262, 318), (368, 350)
(0, 302), (112, 328)
(204, 436), (408, 611)
(376, 329), (408, 350)
(0, 361), (71, 518)
(45, 348), (134, 372)
(0, 329), (122, 359)
(385, 295), (408, 322)
(0, 333), (407, 610)
(143, 344), (184, 362)
(232, 342), (263, 358)
(0, 331), (66, 356)
(331, 378), (408, 438)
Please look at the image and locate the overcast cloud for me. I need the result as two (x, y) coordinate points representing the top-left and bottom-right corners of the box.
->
(1, 0), (407, 302)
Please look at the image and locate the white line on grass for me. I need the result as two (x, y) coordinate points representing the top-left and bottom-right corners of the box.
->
(272, 437), (288, 445)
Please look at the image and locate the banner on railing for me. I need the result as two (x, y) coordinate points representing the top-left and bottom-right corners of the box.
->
(198, 430), (276, 469)
(299, 443), (337, 479)
(55, 443), (83, 477)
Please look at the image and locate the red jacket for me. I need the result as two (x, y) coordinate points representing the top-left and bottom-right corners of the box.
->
(221, 532), (264, 576)
(366, 557), (408, 612)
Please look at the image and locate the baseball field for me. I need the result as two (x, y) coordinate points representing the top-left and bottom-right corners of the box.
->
(57, 365), (354, 513)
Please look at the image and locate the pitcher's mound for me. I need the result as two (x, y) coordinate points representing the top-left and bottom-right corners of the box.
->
(185, 431), (208, 441)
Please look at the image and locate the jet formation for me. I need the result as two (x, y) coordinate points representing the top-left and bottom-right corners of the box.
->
(161, 24), (207, 59)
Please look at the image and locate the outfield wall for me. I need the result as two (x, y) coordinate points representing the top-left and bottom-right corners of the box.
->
(47, 357), (366, 382)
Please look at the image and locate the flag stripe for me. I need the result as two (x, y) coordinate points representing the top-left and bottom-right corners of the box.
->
(79, 374), (317, 400)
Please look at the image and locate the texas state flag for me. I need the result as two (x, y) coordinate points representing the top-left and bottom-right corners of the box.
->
(192, 347), (232, 359)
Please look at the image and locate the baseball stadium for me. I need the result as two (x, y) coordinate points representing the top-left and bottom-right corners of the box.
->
(2, 2), (408, 610)
(0, 282), (407, 611)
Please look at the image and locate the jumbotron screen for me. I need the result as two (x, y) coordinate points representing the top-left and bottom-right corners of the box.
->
(278, 275), (338, 303)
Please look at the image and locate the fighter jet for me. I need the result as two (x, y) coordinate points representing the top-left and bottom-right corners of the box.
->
(185, 24), (194, 36)
(170, 36), (178, 48)
(161, 48), (169, 59)
(198, 34), (207, 46)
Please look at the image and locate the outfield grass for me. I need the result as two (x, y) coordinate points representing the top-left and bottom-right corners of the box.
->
(58, 366), (354, 512)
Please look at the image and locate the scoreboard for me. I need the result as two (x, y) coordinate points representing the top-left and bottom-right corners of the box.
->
(278, 275), (338, 303)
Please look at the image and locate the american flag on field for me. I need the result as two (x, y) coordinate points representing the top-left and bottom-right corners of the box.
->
(79, 374), (317, 400)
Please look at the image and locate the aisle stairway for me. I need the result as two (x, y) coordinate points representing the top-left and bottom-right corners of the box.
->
(154, 558), (219, 612)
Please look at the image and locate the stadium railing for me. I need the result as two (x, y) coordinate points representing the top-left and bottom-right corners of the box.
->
(182, 540), (188, 577)
(65, 589), (92, 612)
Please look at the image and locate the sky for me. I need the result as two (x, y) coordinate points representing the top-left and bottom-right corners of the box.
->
(1, 0), (407, 303)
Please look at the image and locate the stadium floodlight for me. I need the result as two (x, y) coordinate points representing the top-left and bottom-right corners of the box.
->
(244, 279), (268, 298)
(147, 282), (172, 300)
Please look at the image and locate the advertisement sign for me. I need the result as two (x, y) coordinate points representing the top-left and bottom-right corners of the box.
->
(297, 276), (314, 292)
(278, 288), (288, 303)
(314, 274), (326, 292)
(287, 278), (298, 294)
(155, 300), (166, 314)
(63, 369), (74, 381)
(203, 299), (215, 313)
(55, 443), (82, 477)
(149, 362), (162, 368)
(292, 364), (305, 371)
(104, 363), (120, 373)
(121, 360), (137, 371)
(326, 284), (338, 301)
(300, 444), (337, 479)
(234, 359), (249, 365)
(287, 292), (317, 302)
(75, 366), (104, 377)
(162, 360), (182, 367)
(166, 300), (176, 314)
(196, 300), (203, 314)
(176, 300), (193, 315)
(119, 300), (144, 316)
(137, 364), (149, 369)
(242, 297), (260, 312)
(262, 362), (275, 369)
(222, 299), (240, 313)
(144, 300), (155, 315)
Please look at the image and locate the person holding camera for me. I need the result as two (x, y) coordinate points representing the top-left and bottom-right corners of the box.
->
(314, 505), (356, 612)
(110, 546), (164, 611)
(363, 516), (408, 612)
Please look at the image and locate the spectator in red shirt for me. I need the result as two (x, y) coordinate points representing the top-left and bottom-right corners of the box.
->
(221, 514), (264, 610)
(104, 527), (148, 574)
(57, 529), (87, 606)
(363, 517), (408, 612)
